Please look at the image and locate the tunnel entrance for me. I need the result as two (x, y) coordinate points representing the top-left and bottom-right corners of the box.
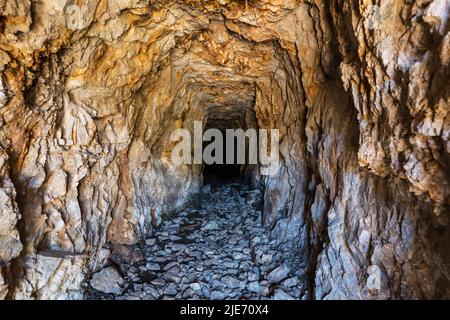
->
(202, 129), (244, 185)
(202, 105), (260, 189)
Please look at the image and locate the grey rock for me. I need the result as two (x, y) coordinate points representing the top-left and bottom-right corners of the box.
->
(267, 264), (290, 283)
(165, 270), (182, 283)
(260, 254), (272, 264)
(163, 283), (178, 296)
(153, 256), (167, 263)
(223, 276), (245, 289)
(223, 261), (235, 268)
(248, 281), (262, 293)
(146, 262), (161, 271)
(251, 236), (261, 245)
(145, 238), (156, 246)
(201, 286), (211, 298)
(182, 288), (197, 299)
(151, 278), (166, 287)
(172, 243), (186, 251)
(210, 279), (225, 290)
(210, 290), (225, 300)
(163, 261), (179, 271)
(202, 221), (219, 231)
(248, 272), (259, 282)
(282, 277), (299, 288)
(144, 285), (161, 299)
(90, 267), (124, 295)
(189, 282), (202, 291)
(233, 252), (244, 260)
(273, 289), (295, 300)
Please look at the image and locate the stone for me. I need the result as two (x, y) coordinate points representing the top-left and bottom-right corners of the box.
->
(248, 272), (259, 282)
(282, 277), (299, 288)
(163, 261), (179, 271)
(260, 254), (273, 264)
(163, 283), (178, 296)
(202, 221), (219, 231)
(182, 288), (197, 299)
(189, 283), (202, 292)
(248, 281), (262, 293)
(210, 290), (225, 300)
(165, 270), (182, 283)
(223, 276), (245, 290)
(210, 279), (225, 290)
(90, 267), (124, 295)
(187, 273), (198, 283)
(144, 285), (160, 298)
(152, 278), (166, 288)
(169, 235), (182, 241)
(202, 185), (212, 193)
(146, 263), (161, 271)
(172, 243), (186, 251)
(267, 264), (290, 283)
(223, 261), (235, 268)
(152, 257), (167, 264)
(273, 289), (295, 301)
(201, 286), (211, 298)
(233, 252), (244, 260)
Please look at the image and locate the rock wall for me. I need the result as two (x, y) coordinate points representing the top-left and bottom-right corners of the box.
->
(0, 0), (448, 299)
(0, 145), (22, 299)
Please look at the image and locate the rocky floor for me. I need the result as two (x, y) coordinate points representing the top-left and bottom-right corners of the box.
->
(88, 182), (301, 300)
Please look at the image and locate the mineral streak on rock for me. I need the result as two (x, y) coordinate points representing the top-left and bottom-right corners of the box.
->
(0, 0), (448, 300)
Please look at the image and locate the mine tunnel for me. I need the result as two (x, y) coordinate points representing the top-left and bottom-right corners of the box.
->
(0, 0), (448, 302)
(202, 105), (260, 188)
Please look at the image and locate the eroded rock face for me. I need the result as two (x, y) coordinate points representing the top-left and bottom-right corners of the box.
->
(0, 0), (448, 299)
(0, 146), (22, 299)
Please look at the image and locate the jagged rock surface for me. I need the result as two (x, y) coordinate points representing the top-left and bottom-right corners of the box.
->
(0, 0), (448, 299)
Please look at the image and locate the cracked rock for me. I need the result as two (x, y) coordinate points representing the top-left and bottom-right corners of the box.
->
(90, 267), (124, 295)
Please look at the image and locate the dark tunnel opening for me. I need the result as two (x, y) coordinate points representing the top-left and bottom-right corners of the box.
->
(202, 105), (260, 189)
(202, 130), (244, 185)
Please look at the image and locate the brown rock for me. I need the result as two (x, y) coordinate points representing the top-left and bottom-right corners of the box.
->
(0, 0), (448, 300)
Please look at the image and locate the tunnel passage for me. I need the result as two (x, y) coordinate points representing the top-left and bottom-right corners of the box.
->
(0, 0), (448, 301)
(202, 105), (260, 188)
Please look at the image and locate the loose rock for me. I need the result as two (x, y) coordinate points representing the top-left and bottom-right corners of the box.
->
(90, 267), (124, 295)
